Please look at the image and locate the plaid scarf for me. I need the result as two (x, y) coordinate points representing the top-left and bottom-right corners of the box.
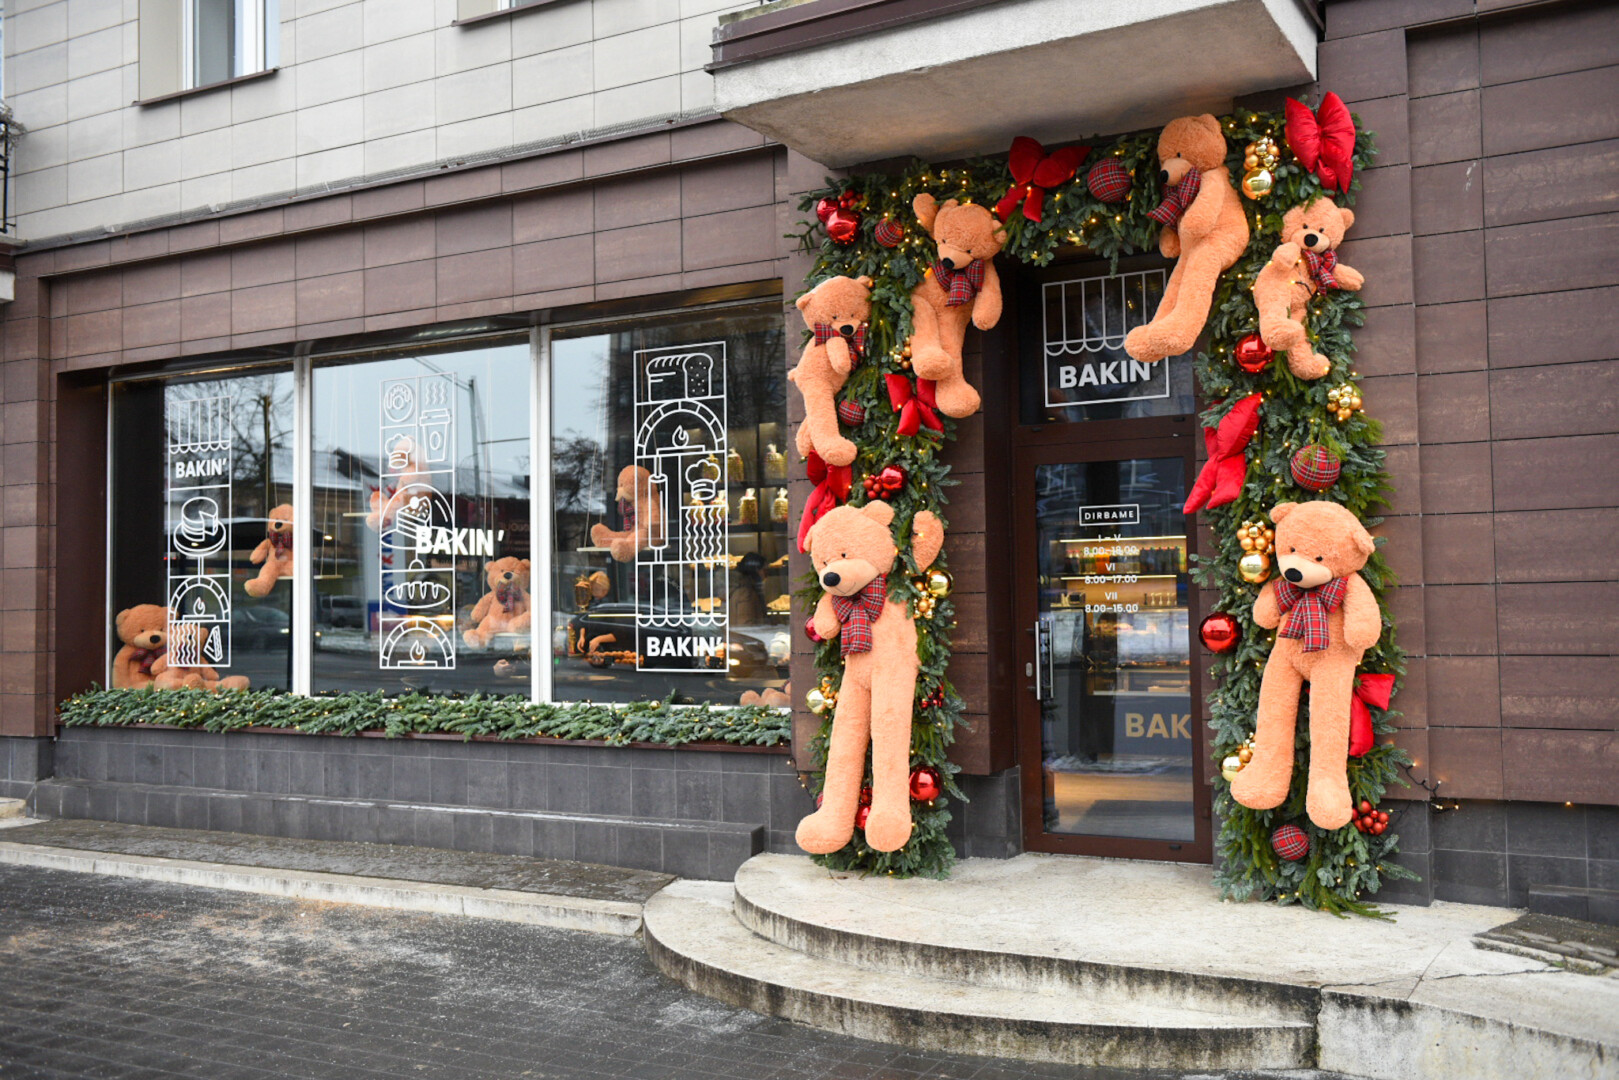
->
(812, 322), (867, 362)
(930, 260), (984, 307)
(270, 530), (292, 555)
(1276, 575), (1350, 652)
(618, 498), (636, 530)
(131, 646), (165, 676)
(495, 583), (523, 614)
(1302, 248), (1339, 290)
(1147, 167), (1202, 227)
(830, 574), (886, 658)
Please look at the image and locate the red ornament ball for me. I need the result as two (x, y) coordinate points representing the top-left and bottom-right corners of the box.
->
(1199, 612), (1242, 654)
(838, 189), (861, 210)
(877, 464), (906, 491)
(1290, 444), (1342, 491)
(814, 196), (839, 224)
(804, 616), (824, 644)
(1233, 333), (1274, 374)
(874, 218), (904, 248)
(1087, 156), (1132, 204)
(825, 208), (861, 244)
(909, 766), (942, 803)
(1272, 824), (1310, 861)
(854, 803), (871, 830)
(837, 399), (866, 427)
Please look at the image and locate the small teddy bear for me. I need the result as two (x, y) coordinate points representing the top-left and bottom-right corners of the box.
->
(591, 465), (664, 563)
(909, 193), (1008, 419)
(245, 503), (295, 597)
(1230, 501), (1381, 831)
(796, 501), (945, 855)
(1252, 196), (1364, 380)
(111, 604), (172, 690)
(1124, 115), (1250, 364)
(789, 275), (873, 468)
(463, 556), (532, 648)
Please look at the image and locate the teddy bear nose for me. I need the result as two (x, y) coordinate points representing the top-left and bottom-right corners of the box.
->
(939, 256), (955, 270)
(838, 323), (854, 336)
(1304, 233), (1319, 248)
(1284, 567), (1304, 583)
(502, 573), (513, 581)
(821, 571), (841, 588)
(1158, 169), (1170, 186)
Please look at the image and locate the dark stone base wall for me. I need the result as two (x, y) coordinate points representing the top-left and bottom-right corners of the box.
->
(948, 768), (1022, 860)
(0, 736), (52, 799)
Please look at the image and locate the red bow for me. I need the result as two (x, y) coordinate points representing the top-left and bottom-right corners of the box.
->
(495, 583), (523, 614)
(813, 322), (867, 361)
(131, 646), (166, 676)
(1275, 576), (1350, 653)
(885, 373), (944, 437)
(994, 137), (1088, 223)
(1349, 673), (1395, 757)
(1147, 168), (1202, 227)
(1286, 93), (1356, 194)
(1183, 394), (1262, 514)
(830, 575), (887, 657)
(1302, 249), (1340, 290)
(797, 450), (852, 553)
(271, 531), (293, 555)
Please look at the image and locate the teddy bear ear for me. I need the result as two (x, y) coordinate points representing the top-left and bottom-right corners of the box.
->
(1269, 501), (1298, 522)
(794, 290), (814, 312)
(913, 192), (938, 231)
(940, 199), (960, 212)
(519, 559), (531, 570)
(1352, 525), (1376, 559)
(861, 501), (896, 528)
(1337, 207), (1355, 231)
(854, 275), (874, 289)
(1197, 113), (1222, 136)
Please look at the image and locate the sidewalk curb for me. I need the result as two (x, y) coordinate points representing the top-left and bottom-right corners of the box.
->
(0, 841), (646, 936)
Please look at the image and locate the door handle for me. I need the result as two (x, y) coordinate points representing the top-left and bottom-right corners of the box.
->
(1032, 615), (1053, 703)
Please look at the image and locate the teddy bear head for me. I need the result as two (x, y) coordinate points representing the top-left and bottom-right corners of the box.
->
(1155, 113), (1227, 185)
(914, 193), (1007, 271)
(115, 604), (170, 650)
(1270, 500), (1375, 589)
(485, 556), (531, 591)
(265, 503), (294, 537)
(614, 464), (654, 503)
(1281, 196), (1355, 256)
(795, 275), (873, 338)
(805, 502), (901, 598)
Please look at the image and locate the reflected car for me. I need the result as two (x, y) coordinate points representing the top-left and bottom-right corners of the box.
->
(235, 605), (292, 649)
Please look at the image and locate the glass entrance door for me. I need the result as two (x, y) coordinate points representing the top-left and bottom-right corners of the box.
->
(1016, 445), (1210, 860)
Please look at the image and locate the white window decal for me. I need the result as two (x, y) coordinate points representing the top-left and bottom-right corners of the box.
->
(377, 374), (457, 670)
(1043, 269), (1173, 408)
(167, 396), (233, 668)
(633, 344), (728, 673)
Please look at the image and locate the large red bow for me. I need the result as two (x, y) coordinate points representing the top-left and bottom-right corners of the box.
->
(1349, 672), (1396, 757)
(885, 373), (944, 437)
(1286, 93), (1356, 194)
(830, 574), (887, 657)
(796, 450), (852, 553)
(994, 137), (1088, 223)
(1183, 394), (1262, 514)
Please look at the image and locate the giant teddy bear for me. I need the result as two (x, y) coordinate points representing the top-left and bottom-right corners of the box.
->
(789, 274), (873, 468)
(1124, 115), (1250, 364)
(1229, 501), (1381, 830)
(909, 193), (1007, 419)
(1251, 196), (1364, 380)
(464, 555), (532, 648)
(112, 605), (250, 692)
(796, 501), (945, 854)
(245, 503), (295, 597)
(590, 465), (664, 563)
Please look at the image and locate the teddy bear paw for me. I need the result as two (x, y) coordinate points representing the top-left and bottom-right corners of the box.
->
(1306, 784), (1355, 831)
(861, 807), (914, 853)
(1229, 765), (1291, 811)
(822, 436), (858, 467)
(1123, 326), (1164, 364)
(931, 380), (981, 419)
(1288, 350), (1332, 381)
(909, 346), (954, 382)
(795, 811), (854, 856)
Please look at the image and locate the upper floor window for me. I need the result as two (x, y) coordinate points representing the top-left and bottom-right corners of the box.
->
(139, 0), (278, 101)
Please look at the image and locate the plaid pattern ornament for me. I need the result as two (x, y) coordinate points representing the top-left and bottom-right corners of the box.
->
(1290, 444), (1342, 491)
(1302, 249), (1340, 290)
(930, 260), (985, 307)
(830, 574), (887, 657)
(1275, 575), (1350, 652)
(836, 399), (865, 427)
(874, 218), (904, 248)
(813, 322), (867, 362)
(1086, 156), (1132, 204)
(1147, 168), (1202, 227)
(1271, 824), (1310, 861)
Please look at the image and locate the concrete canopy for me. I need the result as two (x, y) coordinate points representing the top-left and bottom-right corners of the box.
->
(713, 0), (1319, 168)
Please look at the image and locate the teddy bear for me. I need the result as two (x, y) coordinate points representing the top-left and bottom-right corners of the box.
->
(245, 503), (295, 597)
(909, 192), (1008, 419)
(111, 604), (172, 690)
(464, 556), (532, 648)
(1251, 196), (1364, 380)
(796, 501), (945, 854)
(1124, 115), (1251, 364)
(1229, 501), (1381, 831)
(591, 465), (664, 563)
(740, 684), (791, 708)
(789, 275), (873, 468)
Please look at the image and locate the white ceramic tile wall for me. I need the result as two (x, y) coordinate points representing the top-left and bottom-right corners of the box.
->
(2, 0), (762, 239)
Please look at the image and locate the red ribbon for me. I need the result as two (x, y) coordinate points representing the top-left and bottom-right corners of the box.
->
(1286, 93), (1356, 194)
(1183, 394), (1262, 514)
(994, 137), (1088, 223)
(885, 373), (944, 437)
(796, 450), (852, 553)
(495, 583), (523, 614)
(271, 531), (293, 555)
(1349, 673), (1395, 757)
(131, 646), (166, 676)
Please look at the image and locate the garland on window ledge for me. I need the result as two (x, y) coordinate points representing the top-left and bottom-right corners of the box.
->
(794, 106), (1413, 911)
(59, 688), (791, 748)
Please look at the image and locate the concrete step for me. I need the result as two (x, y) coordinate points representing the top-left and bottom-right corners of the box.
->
(643, 880), (1316, 1071)
(0, 798), (25, 819)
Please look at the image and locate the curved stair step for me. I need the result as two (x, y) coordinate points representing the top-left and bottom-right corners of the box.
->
(644, 881), (1316, 1072)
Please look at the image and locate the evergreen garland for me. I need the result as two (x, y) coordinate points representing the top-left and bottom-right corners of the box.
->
(793, 107), (1413, 910)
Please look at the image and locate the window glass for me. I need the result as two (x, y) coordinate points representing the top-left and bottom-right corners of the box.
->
(193, 0), (236, 86)
(550, 305), (790, 705)
(110, 367), (295, 692)
(311, 338), (532, 695)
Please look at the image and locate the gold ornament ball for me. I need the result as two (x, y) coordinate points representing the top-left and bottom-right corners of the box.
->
(805, 688), (829, 715)
(924, 568), (954, 599)
(1239, 551), (1271, 584)
(1240, 536), (1255, 552)
(1350, 395), (1363, 410)
(1221, 755), (1244, 783)
(1244, 154), (1259, 171)
(1238, 746), (1253, 764)
(1241, 168), (1274, 200)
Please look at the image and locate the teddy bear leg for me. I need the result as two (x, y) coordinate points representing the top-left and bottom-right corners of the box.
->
(862, 670), (917, 853)
(930, 373), (981, 419)
(1127, 250), (1223, 362)
(244, 561), (279, 598)
(215, 676), (250, 692)
(511, 611), (531, 634)
(805, 395), (857, 467)
(463, 626), (486, 649)
(1285, 348), (1332, 381)
(908, 299), (953, 380)
(795, 678), (872, 855)
(1305, 663), (1356, 830)
(1230, 657), (1305, 811)
(738, 690), (762, 706)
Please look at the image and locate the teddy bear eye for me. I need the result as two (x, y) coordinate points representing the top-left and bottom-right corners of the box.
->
(1289, 547), (1295, 553)
(1315, 555), (1324, 562)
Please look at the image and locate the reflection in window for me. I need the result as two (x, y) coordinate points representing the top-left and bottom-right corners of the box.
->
(551, 305), (790, 704)
(110, 368), (295, 692)
(311, 338), (532, 695)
